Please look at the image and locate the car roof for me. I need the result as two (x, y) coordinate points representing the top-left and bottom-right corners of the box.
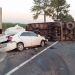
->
(20, 31), (33, 33)
(15, 31), (34, 35)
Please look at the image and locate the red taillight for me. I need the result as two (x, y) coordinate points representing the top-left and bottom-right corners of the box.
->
(6, 36), (12, 41)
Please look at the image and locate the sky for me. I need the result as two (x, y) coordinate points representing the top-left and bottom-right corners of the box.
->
(0, 0), (75, 24)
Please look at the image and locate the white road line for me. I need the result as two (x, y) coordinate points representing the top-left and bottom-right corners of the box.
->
(0, 53), (6, 63)
(5, 41), (58, 75)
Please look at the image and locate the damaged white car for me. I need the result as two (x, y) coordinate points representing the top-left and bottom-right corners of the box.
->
(0, 31), (48, 52)
(0, 25), (25, 43)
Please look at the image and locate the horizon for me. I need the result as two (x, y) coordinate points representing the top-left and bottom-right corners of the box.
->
(0, 0), (75, 24)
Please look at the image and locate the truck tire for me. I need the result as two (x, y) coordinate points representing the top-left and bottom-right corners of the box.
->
(66, 22), (75, 30)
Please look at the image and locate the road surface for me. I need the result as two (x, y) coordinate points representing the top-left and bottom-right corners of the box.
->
(0, 41), (75, 75)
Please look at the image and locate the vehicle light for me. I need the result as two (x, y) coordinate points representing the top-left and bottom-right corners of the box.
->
(6, 36), (12, 41)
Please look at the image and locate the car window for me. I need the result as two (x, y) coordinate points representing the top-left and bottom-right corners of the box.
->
(29, 32), (37, 36)
(20, 32), (29, 36)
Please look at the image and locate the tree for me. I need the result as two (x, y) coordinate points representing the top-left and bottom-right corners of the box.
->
(50, 0), (70, 21)
(31, 0), (51, 22)
(58, 14), (74, 22)
(66, 14), (74, 22)
(31, 0), (72, 22)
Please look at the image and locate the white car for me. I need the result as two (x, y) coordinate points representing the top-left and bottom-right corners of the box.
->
(0, 31), (48, 52)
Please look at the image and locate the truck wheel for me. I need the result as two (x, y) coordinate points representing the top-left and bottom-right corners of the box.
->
(66, 22), (74, 30)
(17, 42), (24, 51)
(40, 41), (45, 47)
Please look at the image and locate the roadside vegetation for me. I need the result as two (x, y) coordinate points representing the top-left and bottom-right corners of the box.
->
(2, 23), (27, 30)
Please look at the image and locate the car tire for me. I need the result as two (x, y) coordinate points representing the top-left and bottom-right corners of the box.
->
(40, 40), (45, 47)
(17, 42), (24, 51)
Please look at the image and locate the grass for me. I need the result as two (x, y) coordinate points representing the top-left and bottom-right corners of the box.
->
(2, 23), (27, 30)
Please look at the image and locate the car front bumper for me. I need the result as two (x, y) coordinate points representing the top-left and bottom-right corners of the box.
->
(0, 42), (16, 52)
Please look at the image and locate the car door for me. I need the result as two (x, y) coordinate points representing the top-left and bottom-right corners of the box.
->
(29, 32), (40, 46)
(19, 32), (32, 47)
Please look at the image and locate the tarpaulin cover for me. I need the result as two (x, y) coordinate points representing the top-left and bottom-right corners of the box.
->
(5, 25), (25, 35)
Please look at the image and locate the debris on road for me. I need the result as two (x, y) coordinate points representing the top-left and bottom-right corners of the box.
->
(35, 48), (38, 50)
(50, 47), (55, 49)
(25, 55), (27, 57)
(26, 48), (28, 50)
(31, 51), (35, 55)
(60, 67), (64, 70)
(35, 50), (38, 52)
(10, 55), (14, 59)
(25, 51), (27, 53)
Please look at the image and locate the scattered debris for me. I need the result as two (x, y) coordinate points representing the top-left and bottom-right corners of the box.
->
(60, 67), (64, 70)
(29, 49), (32, 50)
(26, 48), (28, 50)
(13, 53), (15, 55)
(25, 55), (27, 57)
(10, 55), (14, 59)
(25, 51), (27, 53)
(35, 48), (38, 50)
(31, 51), (35, 55)
(50, 47), (55, 49)
(35, 50), (38, 52)
(72, 41), (74, 43)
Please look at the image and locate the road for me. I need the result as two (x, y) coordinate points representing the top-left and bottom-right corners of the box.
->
(0, 41), (75, 75)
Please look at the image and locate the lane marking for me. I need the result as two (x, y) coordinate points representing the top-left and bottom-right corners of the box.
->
(0, 53), (6, 63)
(5, 41), (58, 75)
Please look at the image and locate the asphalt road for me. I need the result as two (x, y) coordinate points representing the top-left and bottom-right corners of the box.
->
(0, 41), (75, 75)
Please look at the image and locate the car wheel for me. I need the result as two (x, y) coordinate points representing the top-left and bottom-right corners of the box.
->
(40, 41), (45, 47)
(17, 43), (24, 51)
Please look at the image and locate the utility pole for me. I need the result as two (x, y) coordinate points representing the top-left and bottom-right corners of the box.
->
(44, 0), (46, 23)
(60, 22), (63, 41)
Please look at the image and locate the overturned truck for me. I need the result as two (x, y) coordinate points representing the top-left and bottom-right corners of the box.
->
(26, 22), (75, 41)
